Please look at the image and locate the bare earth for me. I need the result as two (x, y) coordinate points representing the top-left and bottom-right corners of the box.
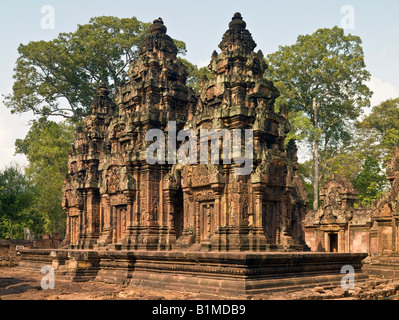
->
(0, 267), (217, 300)
(2, 266), (399, 301)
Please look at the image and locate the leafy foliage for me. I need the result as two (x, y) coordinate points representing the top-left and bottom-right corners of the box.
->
(15, 118), (76, 236)
(0, 164), (35, 239)
(3, 16), (188, 121)
(179, 58), (212, 92)
(266, 26), (372, 209)
(357, 98), (399, 163)
(353, 156), (387, 207)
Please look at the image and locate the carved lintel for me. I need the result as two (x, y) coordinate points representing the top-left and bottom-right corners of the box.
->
(320, 224), (341, 232)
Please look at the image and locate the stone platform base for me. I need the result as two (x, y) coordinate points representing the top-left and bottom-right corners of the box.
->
(18, 249), (368, 297)
(363, 255), (399, 279)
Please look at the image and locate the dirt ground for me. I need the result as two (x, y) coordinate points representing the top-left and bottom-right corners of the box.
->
(0, 267), (219, 300)
(2, 266), (399, 301)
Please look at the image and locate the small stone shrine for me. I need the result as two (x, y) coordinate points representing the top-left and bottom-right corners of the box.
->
(363, 147), (399, 278)
(304, 175), (372, 254)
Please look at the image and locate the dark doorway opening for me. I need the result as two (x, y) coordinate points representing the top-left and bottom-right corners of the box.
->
(173, 188), (184, 239)
(329, 233), (338, 252)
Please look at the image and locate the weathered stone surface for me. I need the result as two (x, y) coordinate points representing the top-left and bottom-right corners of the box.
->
(62, 13), (309, 253)
(18, 13), (373, 297)
(19, 248), (368, 297)
(362, 146), (399, 278)
(371, 146), (399, 255)
(304, 174), (372, 253)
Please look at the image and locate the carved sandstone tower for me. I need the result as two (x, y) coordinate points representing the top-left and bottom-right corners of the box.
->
(177, 13), (309, 251)
(99, 18), (197, 250)
(22, 13), (369, 296)
(62, 84), (116, 249)
(63, 18), (196, 249)
(63, 14), (308, 252)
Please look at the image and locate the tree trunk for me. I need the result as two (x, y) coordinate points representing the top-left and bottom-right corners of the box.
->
(313, 98), (319, 211)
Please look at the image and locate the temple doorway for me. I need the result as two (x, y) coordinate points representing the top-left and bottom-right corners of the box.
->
(329, 233), (338, 252)
(173, 188), (184, 239)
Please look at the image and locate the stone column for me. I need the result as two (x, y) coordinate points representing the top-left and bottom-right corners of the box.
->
(98, 195), (111, 245)
(339, 229), (345, 252)
(63, 211), (71, 247)
(252, 183), (265, 229)
(123, 190), (136, 239)
(211, 183), (224, 228)
(215, 194), (221, 227)
(164, 189), (176, 245)
(133, 169), (140, 226)
(111, 205), (117, 244)
(195, 200), (200, 243)
(78, 209), (83, 241)
(86, 190), (94, 236)
(251, 182), (268, 250)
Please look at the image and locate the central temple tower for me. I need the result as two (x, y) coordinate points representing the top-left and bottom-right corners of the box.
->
(63, 13), (309, 252)
(177, 12), (309, 251)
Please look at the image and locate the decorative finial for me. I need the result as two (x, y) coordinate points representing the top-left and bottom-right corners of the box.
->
(150, 17), (167, 35)
(229, 12), (246, 30)
(219, 12), (256, 52)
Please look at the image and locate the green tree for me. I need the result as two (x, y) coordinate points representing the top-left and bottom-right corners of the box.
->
(0, 164), (35, 239)
(15, 118), (76, 236)
(357, 98), (399, 163)
(180, 59), (212, 92)
(3, 16), (187, 121)
(266, 26), (372, 210)
(353, 156), (387, 207)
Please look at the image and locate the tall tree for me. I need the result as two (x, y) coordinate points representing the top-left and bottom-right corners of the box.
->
(266, 26), (372, 210)
(3, 16), (187, 121)
(357, 98), (399, 163)
(15, 118), (76, 235)
(180, 58), (212, 92)
(0, 164), (34, 239)
(353, 156), (387, 207)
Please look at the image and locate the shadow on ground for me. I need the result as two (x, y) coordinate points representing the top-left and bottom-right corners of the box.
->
(0, 276), (41, 297)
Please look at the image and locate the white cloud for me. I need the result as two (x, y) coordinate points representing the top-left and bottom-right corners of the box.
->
(0, 103), (31, 170)
(367, 76), (399, 109)
(197, 60), (209, 68)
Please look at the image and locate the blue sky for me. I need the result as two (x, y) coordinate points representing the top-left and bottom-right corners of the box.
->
(0, 0), (398, 168)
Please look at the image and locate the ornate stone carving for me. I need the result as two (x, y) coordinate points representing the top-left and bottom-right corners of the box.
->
(63, 13), (309, 252)
(304, 175), (372, 253)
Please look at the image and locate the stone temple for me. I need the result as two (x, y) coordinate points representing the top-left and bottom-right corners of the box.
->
(62, 13), (309, 253)
(304, 174), (373, 254)
(20, 13), (368, 297)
